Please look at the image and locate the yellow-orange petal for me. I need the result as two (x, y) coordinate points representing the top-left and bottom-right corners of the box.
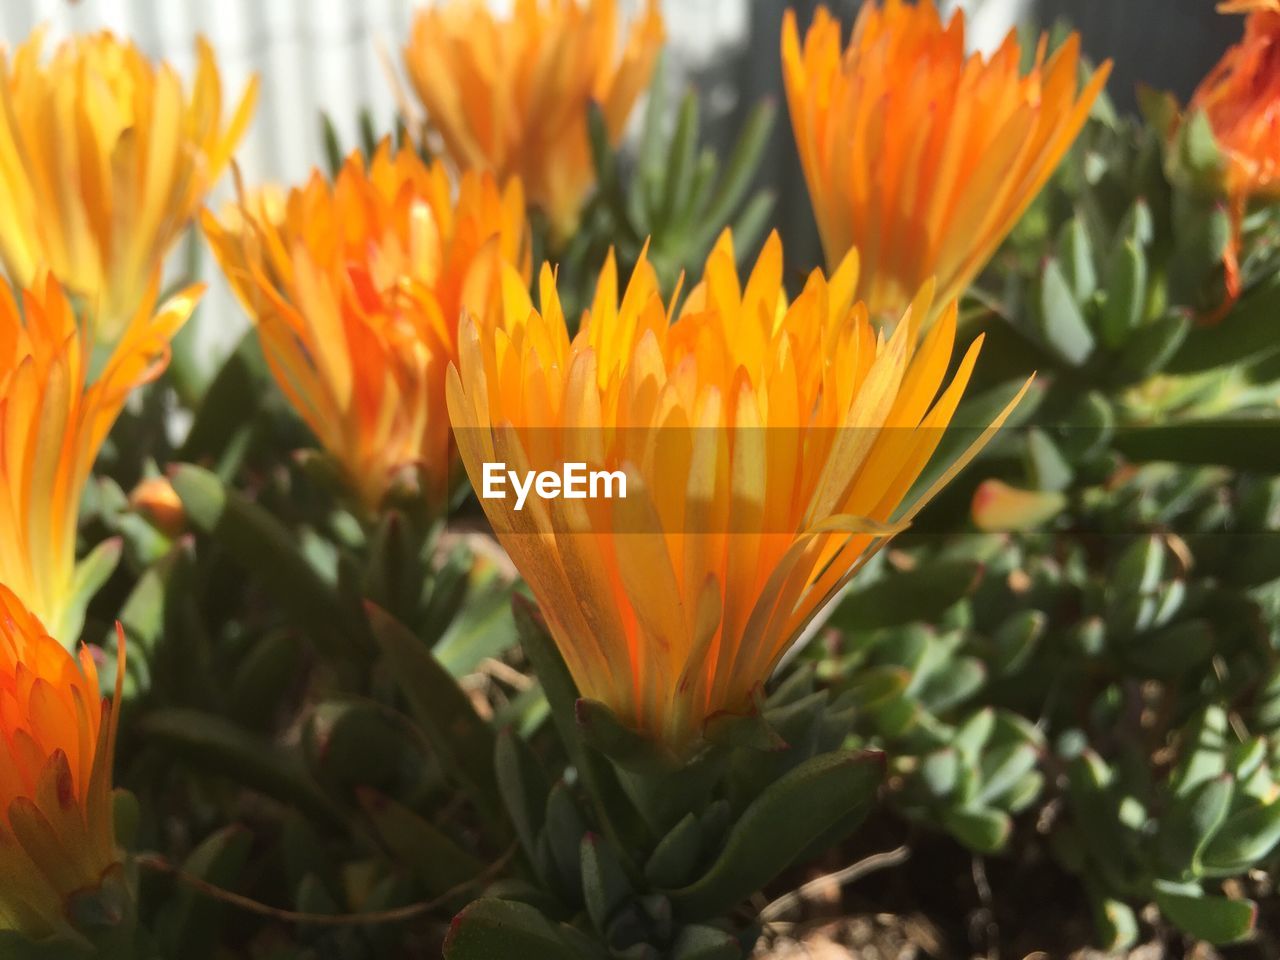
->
(403, 0), (664, 242)
(448, 229), (1028, 752)
(0, 585), (123, 939)
(202, 141), (530, 514)
(0, 273), (197, 641)
(782, 1), (1110, 322)
(0, 30), (255, 346)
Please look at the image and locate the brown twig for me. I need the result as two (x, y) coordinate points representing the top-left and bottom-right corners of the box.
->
(136, 843), (517, 927)
(474, 657), (535, 692)
(970, 854), (999, 960)
(759, 845), (911, 923)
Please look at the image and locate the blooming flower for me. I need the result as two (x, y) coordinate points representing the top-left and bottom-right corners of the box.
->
(403, 0), (663, 242)
(0, 29), (257, 345)
(0, 274), (201, 642)
(0, 584), (125, 939)
(1192, 1), (1280, 200)
(447, 230), (1029, 750)
(782, 1), (1110, 320)
(1186, 1), (1280, 312)
(202, 142), (530, 513)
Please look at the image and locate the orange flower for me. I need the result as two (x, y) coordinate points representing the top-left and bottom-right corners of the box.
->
(1192, 2), (1280, 200)
(782, 1), (1110, 320)
(447, 231), (1029, 750)
(0, 584), (125, 939)
(0, 29), (257, 345)
(1186, 2), (1280, 314)
(403, 0), (664, 242)
(202, 142), (530, 513)
(0, 274), (201, 641)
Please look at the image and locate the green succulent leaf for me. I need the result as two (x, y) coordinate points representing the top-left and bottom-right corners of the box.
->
(991, 610), (1046, 675)
(443, 898), (579, 960)
(1170, 706), (1232, 797)
(665, 750), (882, 918)
(1057, 216), (1097, 302)
(228, 632), (306, 729)
(171, 464), (358, 656)
(359, 789), (487, 896)
(1039, 257), (1095, 366)
(581, 835), (632, 935)
(920, 748), (960, 799)
(941, 806), (1011, 854)
(138, 709), (347, 829)
(543, 783), (589, 901)
(1200, 801), (1280, 874)
(1157, 774), (1234, 876)
(514, 597), (648, 852)
(1169, 273), (1280, 374)
(1152, 884), (1256, 946)
(1099, 239), (1147, 349)
(366, 603), (500, 819)
(320, 112), (344, 178)
(177, 330), (269, 476)
(1090, 894), (1139, 953)
(670, 925), (743, 960)
(434, 573), (519, 678)
(832, 559), (982, 632)
(952, 709), (996, 766)
(576, 698), (681, 774)
(153, 826), (253, 960)
(496, 727), (552, 866)
(1026, 428), (1074, 493)
(1172, 110), (1226, 181)
(689, 100), (777, 257)
(645, 814), (704, 889)
(977, 743), (1040, 807)
(1114, 418), (1280, 474)
(1111, 312), (1189, 384)
(918, 656), (986, 714)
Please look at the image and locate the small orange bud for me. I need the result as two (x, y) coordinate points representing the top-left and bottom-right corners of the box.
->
(130, 477), (187, 538)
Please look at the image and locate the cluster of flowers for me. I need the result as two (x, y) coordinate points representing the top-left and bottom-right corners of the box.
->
(0, 0), (1272, 941)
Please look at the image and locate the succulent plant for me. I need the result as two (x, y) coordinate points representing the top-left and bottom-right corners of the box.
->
(444, 604), (884, 960)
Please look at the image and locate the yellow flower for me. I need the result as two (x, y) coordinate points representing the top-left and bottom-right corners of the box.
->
(0, 29), (257, 345)
(202, 142), (530, 513)
(782, 1), (1110, 320)
(404, 0), (664, 242)
(447, 231), (1029, 751)
(0, 584), (125, 939)
(0, 274), (201, 641)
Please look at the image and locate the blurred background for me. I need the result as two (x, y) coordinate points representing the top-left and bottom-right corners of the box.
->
(0, 0), (1242, 357)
